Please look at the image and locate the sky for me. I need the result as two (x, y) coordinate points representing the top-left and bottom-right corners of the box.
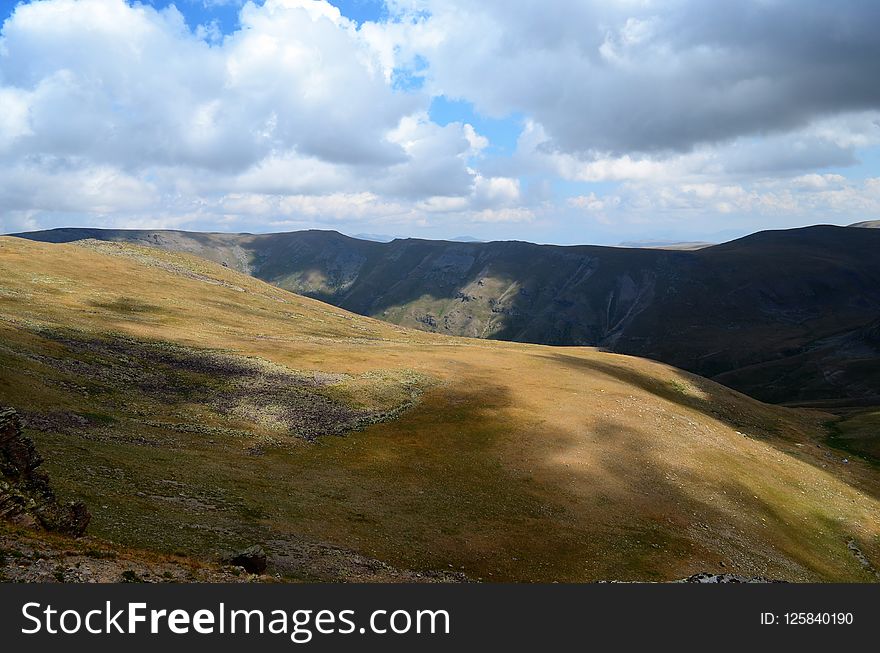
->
(1, 1), (879, 245)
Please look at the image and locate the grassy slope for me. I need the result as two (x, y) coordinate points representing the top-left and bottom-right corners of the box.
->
(1, 237), (879, 582)
(828, 409), (880, 463)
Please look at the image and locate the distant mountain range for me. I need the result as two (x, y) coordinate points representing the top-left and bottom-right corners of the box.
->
(16, 224), (880, 405)
(353, 233), (484, 243)
(617, 240), (714, 250)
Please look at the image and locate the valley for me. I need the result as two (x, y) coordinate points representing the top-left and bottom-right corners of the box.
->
(1, 236), (879, 582)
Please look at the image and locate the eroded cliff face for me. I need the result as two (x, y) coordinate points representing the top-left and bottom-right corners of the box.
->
(0, 407), (90, 536)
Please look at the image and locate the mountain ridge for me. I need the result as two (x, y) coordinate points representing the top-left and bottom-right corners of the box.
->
(15, 224), (880, 405)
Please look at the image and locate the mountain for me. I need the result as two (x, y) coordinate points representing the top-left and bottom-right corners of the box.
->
(850, 220), (880, 228)
(2, 236), (879, 581)
(449, 235), (485, 243)
(15, 225), (880, 405)
(617, 240), (714, 250)
(352, 232), (397, 242)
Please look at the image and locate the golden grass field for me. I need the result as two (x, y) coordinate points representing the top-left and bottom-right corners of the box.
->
(1, 236), (878, 581)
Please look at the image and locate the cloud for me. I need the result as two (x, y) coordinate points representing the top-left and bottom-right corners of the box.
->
(565, 175), (880, 236)
(0, 0), (415, 170)
(0, 87), (32, 148)
(0, 158), (158, 214)
(468, 207), (533, 223)
(383, 0), (880, 156)
(471, 173), (520, 209)
(2, 0), (880, 242)
(507, 113), (880, 185)
(0, 0), (508, 234)
(378, 113), (476, 198)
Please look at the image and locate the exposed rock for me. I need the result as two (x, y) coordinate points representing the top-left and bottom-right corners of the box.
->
(600, 572), (784, 583)
(0, 407), (90, 537)
(222, 544), (268, 574)
(846, 539), (880, 579)
(674, 572), (783, 584)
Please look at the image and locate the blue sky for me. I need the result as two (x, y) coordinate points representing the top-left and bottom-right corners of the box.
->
(1, 0), (879, 244)
(138, 0), (387, 31)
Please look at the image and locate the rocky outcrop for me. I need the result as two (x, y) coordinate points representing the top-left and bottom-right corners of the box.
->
(0, 407), (90, 536)
(221, 545), (268, 575)
(674, 572), (782, 583)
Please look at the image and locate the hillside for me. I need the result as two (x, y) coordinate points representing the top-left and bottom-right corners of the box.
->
(1, 236), (879, 582)
(17, 225), (880, 405)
